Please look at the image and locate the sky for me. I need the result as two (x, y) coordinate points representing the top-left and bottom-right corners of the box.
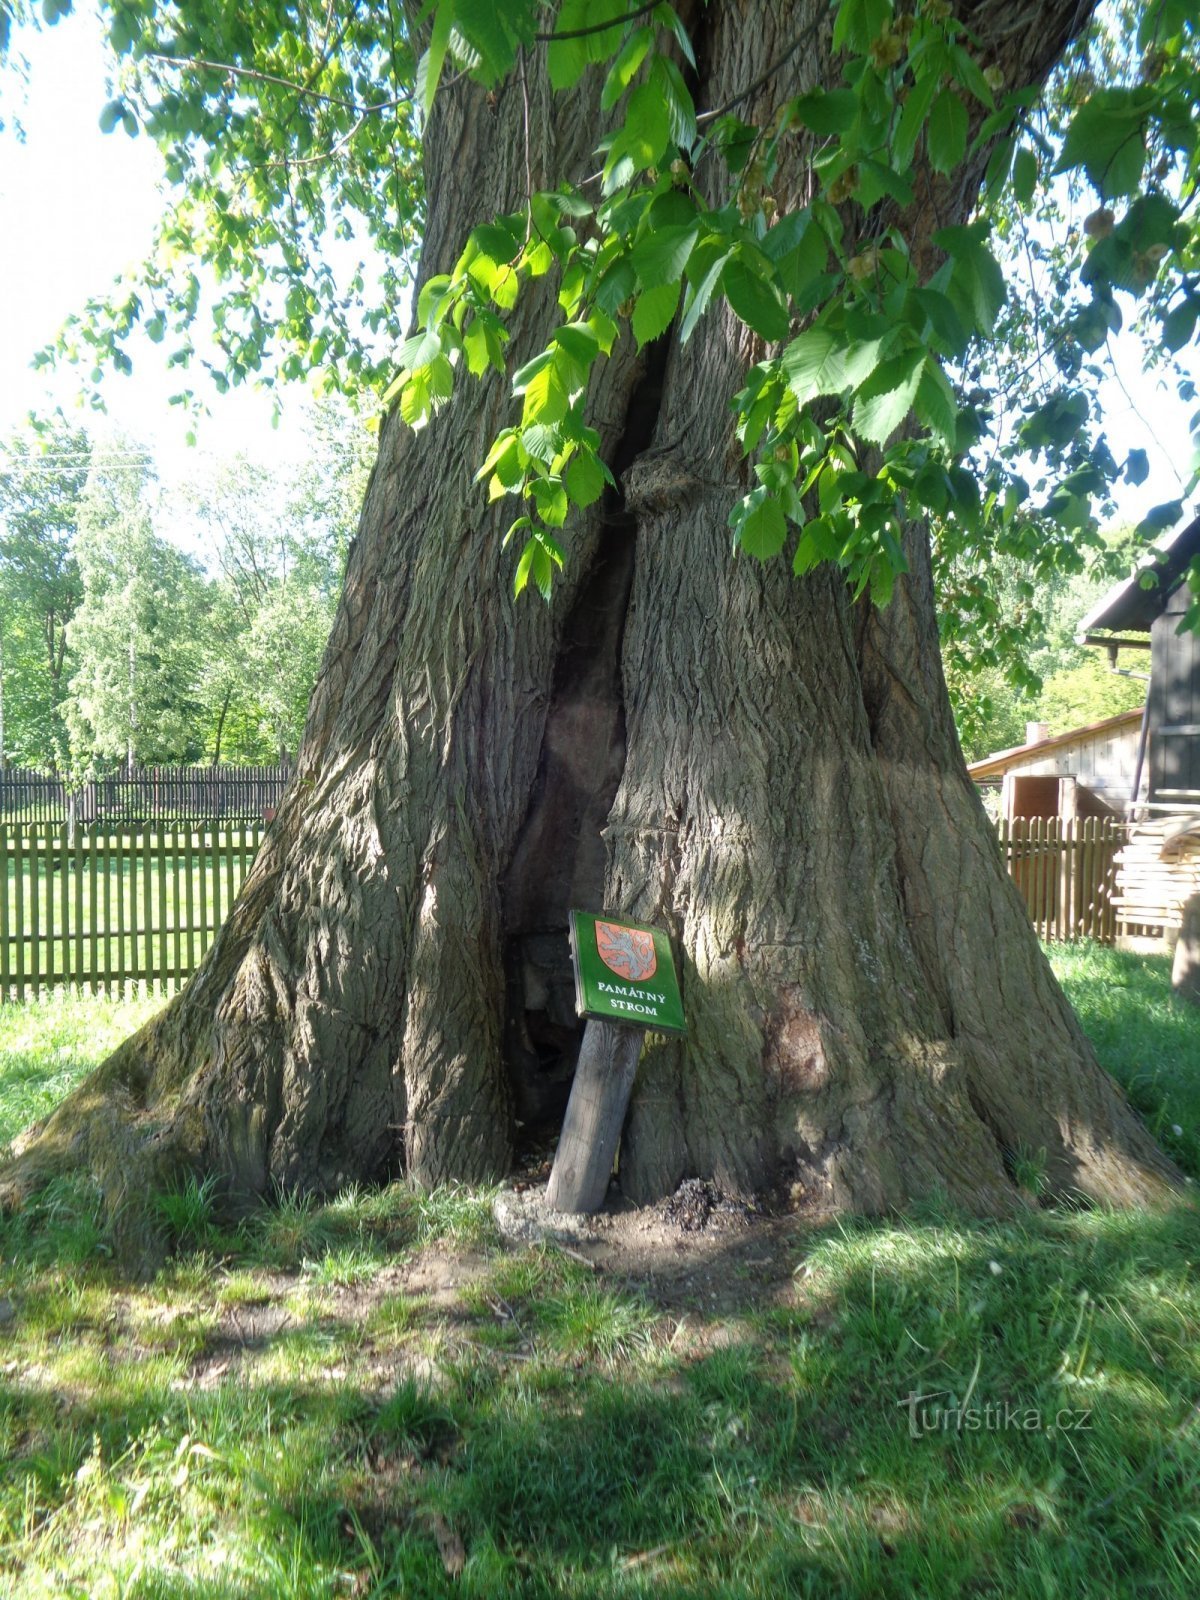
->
(0, 6), (314, 494)
(0, 5), (1197, 536)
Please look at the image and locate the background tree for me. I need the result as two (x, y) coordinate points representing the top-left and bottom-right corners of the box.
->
(3, 0), (1195, 1237)
(65, 441), (209, 770)
(945, 533), (1150, 759)
(181, 399), (370, 762)
(0, 414), (89, 766)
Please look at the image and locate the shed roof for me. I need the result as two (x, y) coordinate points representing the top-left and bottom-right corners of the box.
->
(1077, 512), (1200, 636)
(966, 706), (1145, 780)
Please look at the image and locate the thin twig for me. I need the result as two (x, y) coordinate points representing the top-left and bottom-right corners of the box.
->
(696, 8), (831, 125)
(148, 52), (411, 116)
(534, 1), (660, 44)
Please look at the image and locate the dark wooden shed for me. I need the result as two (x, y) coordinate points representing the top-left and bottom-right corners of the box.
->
(1079, 512), (1200, 946)
(1078, 512), (1200, 816)
(1148, 579), (1200, 806)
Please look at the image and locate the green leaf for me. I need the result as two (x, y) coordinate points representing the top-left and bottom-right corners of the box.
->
(851, 348), (924, 446)
(933, 226), (1006, 334)
(913, 358), (957, 446)
(547, 33), (588, 91)
(783, 329), (885, 404)
(1124, 448), (1149, 487)
(631, 222), (699, 289)
(790, 89), (858, 136)
(680, 250), (729, 342)
(1011, 146), (1038, 207)
(471, 223), (522, 266)
(400, 369), (433, 427)
(490, 264), (519, 310)
(656, 3), (696, 67)
(722, 259), (789, 342)
(855, 160), (914, 210)
(456, 0), (525, 84)
(565, 450), (608, 507)
(655, 56), (697, 152)
(927, 90), (968, 176)
(522, 362), (568, 425)
(513, 535), (539, 597)
(419, 0), (456, 117)
(601, 27), (653, 110)
(892, 73), (938, 171)
(554, 323), (601, 366)
(948, 44), (995, 110)
(832, 0), (891, 54)
(632, 280), (681, 347)
(464, 316), (506, 376)
(733, 490), (787, 561)
(512, 531), (557, 601)
(773, 224), (830, 302)
(550, 0), (628, 90)
(1163, 298), (1198, 353)
(711, 115), (757, 174)
(587, 308), (619, 354)
(1055, 89), (1149, 197)
(606, 79), (671, 184)
(511, 349), (554, 395)
(594, 256), (638, 315)
(428, 354), (454, 400)
(531, 477), (569, 527)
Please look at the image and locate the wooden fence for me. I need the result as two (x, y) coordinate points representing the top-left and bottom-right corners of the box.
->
(0, 764), (292, 825)
(0, 810), (1133, 1003)
(0, 822), (264, 1001)
(995, 815), (1122, 943)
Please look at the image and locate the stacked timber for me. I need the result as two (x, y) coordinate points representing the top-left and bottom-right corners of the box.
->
(1112, 817), (1200, 943)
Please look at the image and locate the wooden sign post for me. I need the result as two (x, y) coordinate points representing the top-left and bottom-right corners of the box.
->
(546, 913), (685, 1213)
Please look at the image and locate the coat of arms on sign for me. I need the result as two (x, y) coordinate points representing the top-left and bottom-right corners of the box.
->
(595, 921), (657, 981)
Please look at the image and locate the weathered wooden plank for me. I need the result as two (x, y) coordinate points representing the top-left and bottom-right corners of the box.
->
(0, 828), (9, 1002)
(545, 1021), (644, 1213)
(13, 828), (25, 1001)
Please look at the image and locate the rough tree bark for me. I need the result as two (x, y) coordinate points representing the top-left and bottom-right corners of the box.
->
(0, 0), (1179, 1233)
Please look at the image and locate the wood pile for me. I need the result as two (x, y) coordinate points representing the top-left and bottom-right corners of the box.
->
(1113, 818), (1200, 940)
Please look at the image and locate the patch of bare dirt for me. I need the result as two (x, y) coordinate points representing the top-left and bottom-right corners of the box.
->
(493, 1178), (816, 1314)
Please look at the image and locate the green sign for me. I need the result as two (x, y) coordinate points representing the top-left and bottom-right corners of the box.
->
(569, 911), (686, 1034)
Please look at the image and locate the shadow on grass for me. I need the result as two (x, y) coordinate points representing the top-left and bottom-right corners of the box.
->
(3, 1194), (1200, 1599)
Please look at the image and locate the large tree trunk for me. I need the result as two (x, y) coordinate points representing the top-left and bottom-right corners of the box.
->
(1, 0), (1178, 1232)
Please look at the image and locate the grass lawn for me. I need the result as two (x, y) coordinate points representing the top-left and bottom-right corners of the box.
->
(0, 947), (1197, 1598)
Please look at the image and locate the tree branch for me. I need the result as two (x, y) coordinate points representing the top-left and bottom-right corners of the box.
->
(147, 53), (412, 116)
(533, 2), (660, 44)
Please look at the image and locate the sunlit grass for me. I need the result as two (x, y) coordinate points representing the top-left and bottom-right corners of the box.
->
(1049, 943), (1200, 1177)
(0, 948), (1197, 1595)
(0, 990), (161, 1151)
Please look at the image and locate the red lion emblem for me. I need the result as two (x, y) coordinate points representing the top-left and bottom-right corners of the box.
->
(595, 922), (657, 982)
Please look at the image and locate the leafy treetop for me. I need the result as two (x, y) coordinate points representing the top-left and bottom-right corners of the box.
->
(3, 1), (1198, 626)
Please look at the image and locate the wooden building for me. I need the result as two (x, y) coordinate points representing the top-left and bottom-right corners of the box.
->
(1079, 513), (1200, 946)
(966, 709), (1145, 822)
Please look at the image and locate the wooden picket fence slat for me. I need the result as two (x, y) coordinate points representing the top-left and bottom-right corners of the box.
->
(0, 822), (264, 1002)
(995, 815), (1122, 944)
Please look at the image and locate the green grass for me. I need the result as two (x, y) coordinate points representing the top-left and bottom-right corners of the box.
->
(1048, 943), (1200, 1178)
(0, 990), (162, 1151)
(0, 945), (1197, 1597)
